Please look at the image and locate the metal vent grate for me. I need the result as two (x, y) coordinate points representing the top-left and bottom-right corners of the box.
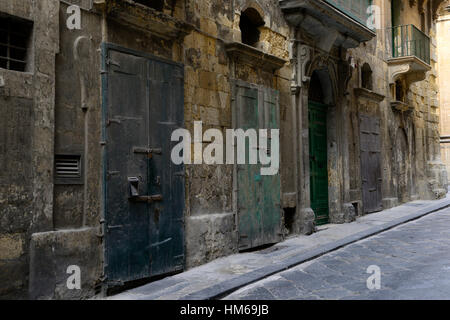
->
(55, 155), (81, 179)
(0, 13), (33, 72)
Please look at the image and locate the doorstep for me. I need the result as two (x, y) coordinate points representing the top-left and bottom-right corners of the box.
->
(107, 193), (450, 300)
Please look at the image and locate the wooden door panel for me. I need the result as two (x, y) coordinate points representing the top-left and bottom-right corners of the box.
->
(309, 102), (329, 225)
(235, 81), (282, 250)
(360, 114), (382, 214)
(261, 88), (282, 245)
(103, 45), (185, 286)
(105, 49), (150, 283)
(148, 59), (185, 276)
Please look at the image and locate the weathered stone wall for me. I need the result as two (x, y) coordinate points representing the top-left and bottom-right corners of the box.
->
(0, 0), (59, 299)
(437, 2), (450, 175)
(54, 3), (103, 231)
(346, 0), (447, 208)
(42, 1), (104, 299)
(1, 0), (448, 299)
(52, 0), (292, 293)
(181, 0), (291, 267)
(397, 0), (447, 199)
(346, 0), (392, 209)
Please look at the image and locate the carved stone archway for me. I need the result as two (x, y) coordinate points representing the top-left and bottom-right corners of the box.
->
(287, 41), (356, 234)
(294, 49), (351, 231)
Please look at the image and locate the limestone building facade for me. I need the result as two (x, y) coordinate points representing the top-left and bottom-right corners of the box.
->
(0, 0), (447, 299)
(437, 1), (450, 174)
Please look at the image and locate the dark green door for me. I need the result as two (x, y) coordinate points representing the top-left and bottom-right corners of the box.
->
(102, 44), (185, 287)
(309, 101), (329, 225)
(234, 80), (282, 250)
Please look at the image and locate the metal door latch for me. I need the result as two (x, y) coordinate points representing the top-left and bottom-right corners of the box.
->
(133, 147), (162, 158)
(128, 177), (140, 197)
(130, 194), (163, 203)
(128, 176), (163, 203)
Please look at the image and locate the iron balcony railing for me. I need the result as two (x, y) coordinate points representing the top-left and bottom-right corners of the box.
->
(324, 0), (373, 28)
(390, 24), (431, 65)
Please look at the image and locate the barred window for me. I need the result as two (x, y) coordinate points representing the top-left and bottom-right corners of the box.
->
(0, 13), (33, 72)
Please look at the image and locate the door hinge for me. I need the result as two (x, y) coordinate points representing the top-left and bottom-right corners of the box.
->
(107, 118), (122, 126)
(106, 58), (120, 67)
(107, 225), (124, 230)
(107, 279), (125, 287)
(107, 171), (120, 178)
(133, 147), (162, 155)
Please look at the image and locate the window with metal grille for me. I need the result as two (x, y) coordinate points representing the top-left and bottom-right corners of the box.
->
(0, 13), (33, 72)
(55, 155), (83, 184)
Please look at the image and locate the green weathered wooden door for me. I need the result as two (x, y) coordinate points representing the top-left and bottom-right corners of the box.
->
(261, 88), (282, 244)
(103, 44), (185, 287)
(234, 81), (282, 250)
(309, 101), (329, 225)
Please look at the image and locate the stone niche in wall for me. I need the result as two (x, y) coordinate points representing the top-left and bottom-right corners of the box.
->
(388, 56), (431, 113)
(93, 0), (194, 40)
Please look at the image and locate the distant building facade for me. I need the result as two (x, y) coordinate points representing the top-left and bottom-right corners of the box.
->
(0, 0), (447, 299)
(438, 1), (450, 174)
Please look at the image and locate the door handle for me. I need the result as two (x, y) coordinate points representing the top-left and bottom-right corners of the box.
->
(128, 177), (163, 202)
(128, 177), (140, 197)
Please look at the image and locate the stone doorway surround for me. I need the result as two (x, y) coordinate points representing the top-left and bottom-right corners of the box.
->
(287, 41), (357, 234)
(279, 0), (377, 234)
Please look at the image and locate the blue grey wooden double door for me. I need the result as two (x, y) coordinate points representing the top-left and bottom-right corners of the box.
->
(103, 45), (185, 287)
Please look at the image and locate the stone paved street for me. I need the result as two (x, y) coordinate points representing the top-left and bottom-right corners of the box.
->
(224, 207), (450, 300)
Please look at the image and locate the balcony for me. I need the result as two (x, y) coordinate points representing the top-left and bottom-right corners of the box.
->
(279, 0), (376, 51)
(391, 24), (430, 64)
(388, 25), (431, 85)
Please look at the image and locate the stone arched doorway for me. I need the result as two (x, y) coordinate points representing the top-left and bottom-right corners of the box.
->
(308, 71), (329, 225)
(306, 67), (337, 225)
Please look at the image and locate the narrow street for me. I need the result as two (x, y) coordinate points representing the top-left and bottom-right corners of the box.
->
(3, 0), (450, 302)
(224, 207), (450, 300)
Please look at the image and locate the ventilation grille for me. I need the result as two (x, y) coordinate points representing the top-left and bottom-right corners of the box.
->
(55, 155), (81, 179)
(0, 13), (33, 72)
